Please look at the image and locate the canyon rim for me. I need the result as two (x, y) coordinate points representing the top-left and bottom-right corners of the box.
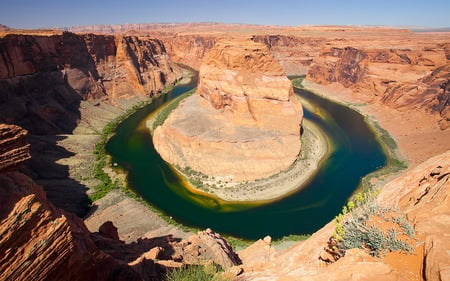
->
(0, 22), (449, 281)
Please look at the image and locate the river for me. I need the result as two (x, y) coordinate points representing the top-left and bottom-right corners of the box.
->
(106, 76), (386, 240)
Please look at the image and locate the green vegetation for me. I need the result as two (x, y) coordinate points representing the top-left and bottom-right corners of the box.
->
(331, 189), (415, 258)
(359, 119), (408, 190)
(91, 108), (134, 201)
(291, 76), (306, 89)
(152, 88), (196, 130)
(90, 82), (186, 201)
(164, 265), (229, 281)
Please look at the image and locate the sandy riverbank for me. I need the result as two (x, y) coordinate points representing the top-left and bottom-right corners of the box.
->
(178, 119), (329, 202)
(302, 80), (450, 168)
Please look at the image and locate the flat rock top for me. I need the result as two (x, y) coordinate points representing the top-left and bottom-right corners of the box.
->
(202, 38), (285, 75)
(168, 94), (280, 141)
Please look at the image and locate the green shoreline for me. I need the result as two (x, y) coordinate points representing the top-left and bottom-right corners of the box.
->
(147, 91), (332, 204)
(90, 75), (406, 247)
(294, 77), (408, 193)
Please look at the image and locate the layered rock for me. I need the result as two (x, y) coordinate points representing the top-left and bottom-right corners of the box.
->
(0, 31), (182, 216)
(307, 45), (450, 128)
(0, 32), (181, 134)
(0, 124), (30, 171)
(153, 38), (303, 182)
(0, 124), (141, 281)
(174, 228), (241, 270)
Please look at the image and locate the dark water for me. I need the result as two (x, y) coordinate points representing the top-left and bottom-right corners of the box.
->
(106, 79), (387, 240)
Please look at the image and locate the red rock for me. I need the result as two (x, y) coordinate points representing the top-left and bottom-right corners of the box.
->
(153, 38), (303, 181)
(0, 33), (182, 134)
(0, 124), (30, 171)
(0, 171), (141, 281)
(176, 228), (241, 270)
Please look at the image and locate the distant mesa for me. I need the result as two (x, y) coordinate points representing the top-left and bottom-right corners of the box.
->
(0, 24), (12, 31)
(153, 38), (303, 182)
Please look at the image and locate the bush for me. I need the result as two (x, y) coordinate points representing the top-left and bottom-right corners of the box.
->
(331, 189), (415, 258)
(164, 265), (227, 281)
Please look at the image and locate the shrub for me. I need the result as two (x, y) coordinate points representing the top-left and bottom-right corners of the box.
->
(331, 189), (415, 258)
(164, 265), (227, 281)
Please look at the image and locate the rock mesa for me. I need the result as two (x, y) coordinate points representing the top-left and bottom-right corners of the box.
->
(153, 38), (303, 182)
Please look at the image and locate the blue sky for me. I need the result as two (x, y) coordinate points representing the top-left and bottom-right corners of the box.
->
(1, 0), (449, 29)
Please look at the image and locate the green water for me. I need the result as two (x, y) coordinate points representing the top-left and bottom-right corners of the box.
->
(106, 78), (387, 240)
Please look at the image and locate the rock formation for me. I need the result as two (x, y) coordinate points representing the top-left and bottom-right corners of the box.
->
(0, 123), (141, 281)
(0, 124), (242, 280)
(0, 31), (182, 216)
(307, 45), (450, 128)
(238, 149), (450, 280)
(0, 32), (181, 134)
(1, 24), (450, 280)
(0, 124), (30, 171)
(153, 38), (303, 182)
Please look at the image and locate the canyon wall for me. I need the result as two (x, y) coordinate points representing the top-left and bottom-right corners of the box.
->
(0, 124), (141, 281)
(238, 149), (450, 280)
(0, 32), (181, 134)
(0, 123), (242, 280)
(158, 28), (449, 129)
(307, 45), (450, 128)
(0, 32), (182, 216)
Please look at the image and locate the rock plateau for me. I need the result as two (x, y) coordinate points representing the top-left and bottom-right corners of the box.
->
(153, 38), (303, 182)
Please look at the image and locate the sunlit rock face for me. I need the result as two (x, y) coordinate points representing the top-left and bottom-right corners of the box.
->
(153, 38), (303, 182)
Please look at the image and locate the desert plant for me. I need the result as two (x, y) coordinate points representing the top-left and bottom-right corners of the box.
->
(164, 265), (227, 281)
(331, 189), (415, 258)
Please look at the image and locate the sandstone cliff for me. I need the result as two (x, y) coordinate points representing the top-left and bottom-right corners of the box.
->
(0, 124), (242, 280)
(0, 32), (181, 134)
(158, 27), (450, 130)
(0, 31), (182, 216)
(0, 124), (30, 171)
(153, 38), (303, 182)
(307, 45), (450, 128)
(0, 124), (141, 281)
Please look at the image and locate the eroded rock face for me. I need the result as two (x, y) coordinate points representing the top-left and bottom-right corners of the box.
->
(0, 124), (30, 171)
(377, 150), (450, 281)
(153, 38), (303, 181)
(0, 32), (181, 134)
(0, 125), (140, 281)
(308, 45), (450, 128)
(175, 228), (241, 270)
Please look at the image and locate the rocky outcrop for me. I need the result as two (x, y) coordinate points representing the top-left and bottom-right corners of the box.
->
(307, 45), (450, 127)
(0, 124), (243, 280)
(0, 125), (141, 281)
(153, 38), (303, 182)
(377, 150), (450, 280)
(0, 124), (30, 171)
(238, 149), (450, 280)
(175, 228), (241, 270)
(0, 32), (181, 134)
(161, 34), (216, 70)
(0, 171), (142, 281)
(252, 34), (324, 75)
(0, 32), (182, 216)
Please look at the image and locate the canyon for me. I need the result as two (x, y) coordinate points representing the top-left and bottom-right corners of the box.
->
(0, 23), (449, 280)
